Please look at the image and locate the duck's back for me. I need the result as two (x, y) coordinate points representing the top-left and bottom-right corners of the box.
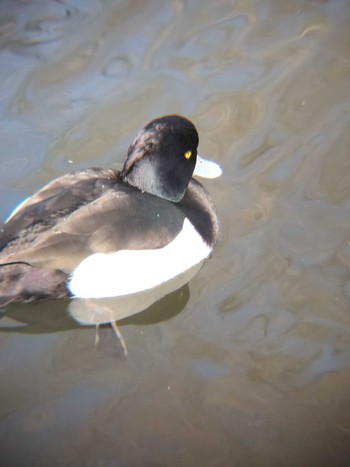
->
(1, 168), (193, 264)
(0, 168), (118, 255)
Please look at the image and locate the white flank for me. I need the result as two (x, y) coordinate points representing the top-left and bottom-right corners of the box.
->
(68, 218), (211, 298)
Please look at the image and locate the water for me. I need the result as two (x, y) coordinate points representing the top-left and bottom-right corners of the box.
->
(1, 0), (350, 465)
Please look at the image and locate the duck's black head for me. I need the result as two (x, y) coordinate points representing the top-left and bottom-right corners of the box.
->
(120, 115), (199, 202)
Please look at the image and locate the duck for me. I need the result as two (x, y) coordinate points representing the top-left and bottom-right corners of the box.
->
(0, 115), (221, 308)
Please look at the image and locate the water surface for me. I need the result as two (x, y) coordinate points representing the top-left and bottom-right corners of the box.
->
(1, 1), (350, 465)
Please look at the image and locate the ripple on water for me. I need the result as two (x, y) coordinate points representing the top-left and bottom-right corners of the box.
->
(1, 1), (350, 465)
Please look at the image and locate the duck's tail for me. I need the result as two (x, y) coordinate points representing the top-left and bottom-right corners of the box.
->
(0, 261), (70, 308)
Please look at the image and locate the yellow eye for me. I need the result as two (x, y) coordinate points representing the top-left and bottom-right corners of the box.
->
(184, 150), (192, 160)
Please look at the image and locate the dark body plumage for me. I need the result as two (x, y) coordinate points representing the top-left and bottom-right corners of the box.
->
(0, 116), (219, 307)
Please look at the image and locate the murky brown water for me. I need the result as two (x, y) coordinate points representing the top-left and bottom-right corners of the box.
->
(1, 0), (350, 465)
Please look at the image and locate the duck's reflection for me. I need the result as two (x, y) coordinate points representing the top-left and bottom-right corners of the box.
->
(69, 263), (201, 325)
(69, 263), (202, 355)
(1, 263), (203, 356)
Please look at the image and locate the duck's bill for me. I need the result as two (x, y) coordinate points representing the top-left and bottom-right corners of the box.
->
(194, 155), (222, 179)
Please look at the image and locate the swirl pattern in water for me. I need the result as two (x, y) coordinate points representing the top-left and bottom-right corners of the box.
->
(0, 1), (350, 466)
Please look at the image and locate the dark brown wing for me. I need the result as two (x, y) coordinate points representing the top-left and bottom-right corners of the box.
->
(0, 168), (118, 251)
(0, 169), (185, 273)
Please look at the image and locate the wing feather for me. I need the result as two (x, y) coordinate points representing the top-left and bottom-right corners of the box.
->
(0, 170), (185, 272)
